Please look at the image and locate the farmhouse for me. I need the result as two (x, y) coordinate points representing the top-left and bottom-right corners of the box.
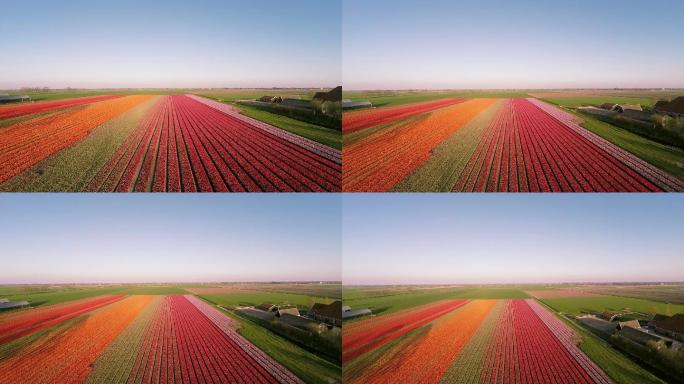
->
(654, 96), (684, 116)
(599, 103), (617, 110)
(598, 311), (620, 322)
(651, 313), (684, 342)
(612, 104), (643, 113)
(342, 305), (372, 320)
(313, 86), (342, 103)
(308, 300), (342, 327)
(276, 306), (300, 317)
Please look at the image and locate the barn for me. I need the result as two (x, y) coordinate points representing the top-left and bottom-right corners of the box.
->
(652, 313), (684, 342)
(654, 96), (684, 116)
(308, 300), (342, 327)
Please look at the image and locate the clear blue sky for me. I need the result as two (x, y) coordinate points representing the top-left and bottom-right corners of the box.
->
(343, 0), (684, 90)
(0, 195), (341, 284)
(0, 0), (340, 88)
(343, 195), (684, 285)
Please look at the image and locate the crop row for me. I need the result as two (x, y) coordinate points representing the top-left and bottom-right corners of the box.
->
(188, 95), (341, 164)
(0, 296), (152, 384)
(0, 95), (122, 120)
(343, 99), (494, 191)
(342, 98), (465, 133)
(527, 98), (684, 192)
(342, 299), (467, 362)
(0, 295), (125, 344)
(87, 95), (340, 192)
(453, 99), (662, 192)
(0, 95), (152, 184)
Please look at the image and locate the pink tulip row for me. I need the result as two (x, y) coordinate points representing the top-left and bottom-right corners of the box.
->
(186, 94), (341, 164)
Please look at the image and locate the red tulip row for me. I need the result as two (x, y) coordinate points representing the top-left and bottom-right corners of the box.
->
(0, 94), (122, 120)
(185, 295), (304, 384)
(187, 95), (341, 164)
(127, 295), (283, 384)
(0, 295), (125, 344)
(528, 98), (684, 191)
(453, 99), (663, 192)
(88, 95), (340, 191)
(342, 299), (468, 362)
(526, 299), (612, 384)
(342, 98), (465, 133)
(478, 300), (600, 383)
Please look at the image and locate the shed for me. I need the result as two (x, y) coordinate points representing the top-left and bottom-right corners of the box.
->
(342, 308), (372, 320)
(0, 300), (30, 310)
(0, 95), (31, 104)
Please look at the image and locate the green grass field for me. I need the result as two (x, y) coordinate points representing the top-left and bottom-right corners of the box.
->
(540, 296), (684, 319)
(236, 105), (341, 149)
(343, 286), (529, 316)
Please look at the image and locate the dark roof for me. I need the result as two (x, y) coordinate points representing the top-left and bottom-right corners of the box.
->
(309, 300), (342, 320)
(620, 327), (662, 345)
(652, 314), (670, 322)
(255, 303), (276, 312)
(655, 96), (684, 114)
(600, 103), (617, 110)
(278, 313), (319, 329)
(654, 100), (669, 108)
(656, 313), (684, 333)
(313, 86), (342, 102)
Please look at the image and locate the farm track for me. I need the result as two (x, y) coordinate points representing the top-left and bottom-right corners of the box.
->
(342, 98), (465, 134)
(87, 95), (340, 192)
(0, 95), (123, 120)
(343, 99), (494, 192)
(0, 95), (152, 184)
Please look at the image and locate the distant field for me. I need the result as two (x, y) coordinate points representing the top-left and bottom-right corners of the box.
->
(584, 284), (684, 305)
(197, 291), (333, 311)
(343, 286), (529, 316)
(343, 90), (530, 108)
(0, 285), (189, 307)
(538, 96), (657, 109)
(540, 295), (684, 319)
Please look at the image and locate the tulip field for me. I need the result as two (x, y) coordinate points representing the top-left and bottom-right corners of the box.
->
(0, 294), (303, 384)
(0, 94), (341, 191)
(342, 98), (684, 192)
(343, 299), (613, 384)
